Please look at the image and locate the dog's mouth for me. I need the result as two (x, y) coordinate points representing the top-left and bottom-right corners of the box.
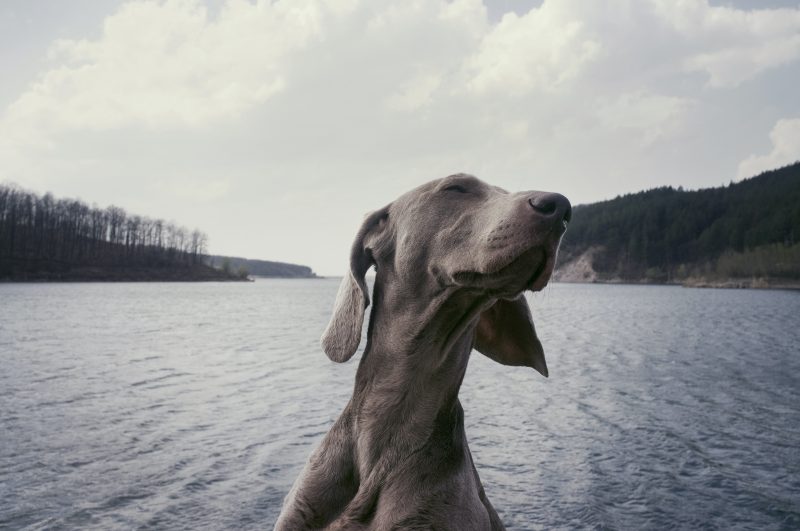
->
(526, 252), (551, 291)
(452, 244), (556, 295)
(505, 246), (555, 293)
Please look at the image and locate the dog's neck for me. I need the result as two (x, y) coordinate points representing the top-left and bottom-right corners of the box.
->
(348, 268), (490, 472)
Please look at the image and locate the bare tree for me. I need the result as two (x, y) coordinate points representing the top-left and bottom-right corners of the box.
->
(0, 184), (211, 277)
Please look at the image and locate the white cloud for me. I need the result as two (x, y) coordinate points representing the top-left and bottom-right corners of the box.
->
(596, 91), (693, 146)
(385, 73), (442, 112)
(652, 0), (800, 87)
(737, 118), (800, 179)
(5, 0), (798, 144)
(1, 0), (799, 274)
(5, 0), (327, 134)
(464, 3), (601, 95)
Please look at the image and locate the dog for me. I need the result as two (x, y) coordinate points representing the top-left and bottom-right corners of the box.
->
(275, 174), (571, 530)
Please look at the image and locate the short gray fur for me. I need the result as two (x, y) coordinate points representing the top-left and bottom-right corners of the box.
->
(275, 174), (571, 530)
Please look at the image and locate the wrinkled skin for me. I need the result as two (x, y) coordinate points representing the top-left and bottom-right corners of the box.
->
(275, 174), (571, 530)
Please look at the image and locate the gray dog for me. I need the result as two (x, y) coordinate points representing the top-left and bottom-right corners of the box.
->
(275, 174), (571, 530)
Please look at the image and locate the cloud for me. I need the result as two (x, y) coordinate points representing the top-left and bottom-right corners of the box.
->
(464, 2), (601, 95)
(5, 0), (327, 134)
(385, 73), (442, 112)
(659, 2), (800, 88)
(596, 91), (693, 146)
(5, 0), (799, 143)
(1, 0), (799, 273)
(737, 118), (800, 179)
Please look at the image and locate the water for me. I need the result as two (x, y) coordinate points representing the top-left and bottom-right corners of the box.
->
(1, 280), (799, 530)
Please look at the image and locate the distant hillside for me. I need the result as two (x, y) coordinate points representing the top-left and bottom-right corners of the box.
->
(0, 184), (244, 282)
(555, 162), (800, 288)
(206, 255), (318, 278)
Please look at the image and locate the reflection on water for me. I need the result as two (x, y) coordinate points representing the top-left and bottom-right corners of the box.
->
(1, 280), (798, 529)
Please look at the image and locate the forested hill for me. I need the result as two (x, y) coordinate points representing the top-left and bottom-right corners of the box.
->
(554, 162), (800, 287)
(0, 184), (243, 281)
(206, 255), (318, 278)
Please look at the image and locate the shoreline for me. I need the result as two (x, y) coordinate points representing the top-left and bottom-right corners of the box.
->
(0, 271), (324, 283)
(0, 265), (249, 283)
(553, 278), (800, 291)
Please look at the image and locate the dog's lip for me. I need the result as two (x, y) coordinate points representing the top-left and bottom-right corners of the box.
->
(493, 242), (557, 293)
(451, 245), (551, 291)
(526, 254), (550, 291)
(528, 254), (555, 292)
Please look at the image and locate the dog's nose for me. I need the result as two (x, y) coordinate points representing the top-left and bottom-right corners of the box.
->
(528, 192), (572, 224)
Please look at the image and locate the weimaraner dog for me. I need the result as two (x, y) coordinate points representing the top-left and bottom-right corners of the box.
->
(275, 174), (571, 530)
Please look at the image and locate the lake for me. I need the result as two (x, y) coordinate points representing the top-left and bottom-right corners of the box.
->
(1, 280), (799, 530)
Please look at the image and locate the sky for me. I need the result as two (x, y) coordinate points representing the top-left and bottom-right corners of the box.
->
(1, 0), (799, 276)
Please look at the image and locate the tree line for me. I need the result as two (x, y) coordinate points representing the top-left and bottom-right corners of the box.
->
(206, 255), (317, 278)
(0, 183), (208, 277)
(559, 161), (800, 281)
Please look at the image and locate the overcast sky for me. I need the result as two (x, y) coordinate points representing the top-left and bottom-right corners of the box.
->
(1, 0), (799, 275)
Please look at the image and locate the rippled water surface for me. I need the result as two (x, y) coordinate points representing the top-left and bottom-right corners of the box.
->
(1, 280), (799, 530)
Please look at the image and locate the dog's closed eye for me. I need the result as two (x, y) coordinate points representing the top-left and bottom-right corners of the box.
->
(442, 184), (470, 194)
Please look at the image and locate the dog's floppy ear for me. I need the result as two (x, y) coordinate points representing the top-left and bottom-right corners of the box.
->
(321, 206), (389, 363)
(474, 295), (548, 377)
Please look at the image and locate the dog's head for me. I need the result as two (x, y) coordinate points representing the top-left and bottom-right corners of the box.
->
(321, 173), (571, 377)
